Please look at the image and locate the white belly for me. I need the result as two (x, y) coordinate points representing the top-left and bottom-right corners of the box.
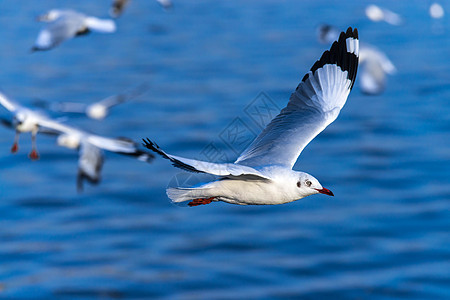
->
(211, 179), (296, 205)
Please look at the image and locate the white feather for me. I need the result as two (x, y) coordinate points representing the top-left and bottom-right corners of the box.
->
(84, 17), (116, 33)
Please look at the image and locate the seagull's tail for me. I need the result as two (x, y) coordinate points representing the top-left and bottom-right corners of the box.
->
(167, 187), (198, 203)
(166, 173), (218, 206)
(166, 187), (215, 204)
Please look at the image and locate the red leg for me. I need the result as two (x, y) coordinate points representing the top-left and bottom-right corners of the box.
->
(29, 149), (39, 160)
(28, 131), (39, 160)
(11, 131), (19, 153)
(188, 197), (215, 207)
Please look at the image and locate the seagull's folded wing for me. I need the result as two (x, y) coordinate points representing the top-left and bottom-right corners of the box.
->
(143, 139), (270, 179)
(235, 27), (359, 169)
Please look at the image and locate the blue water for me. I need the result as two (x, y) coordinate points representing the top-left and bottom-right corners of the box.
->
(0, 0), (449, 299)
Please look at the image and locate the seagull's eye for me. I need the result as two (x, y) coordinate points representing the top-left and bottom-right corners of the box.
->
(305, 180), (312, 187)
(297, 181), (301, 188)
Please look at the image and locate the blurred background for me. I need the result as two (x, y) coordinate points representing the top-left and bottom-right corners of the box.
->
(0, 0), (449, 299)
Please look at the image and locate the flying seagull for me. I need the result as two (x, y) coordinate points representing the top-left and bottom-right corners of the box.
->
(52, 124), (153, 192)
(32, 9), (116, 51)
(365, 5), (403, 25)
(0, 91), (154, 190)
(32, 84), (149, 120)
(318, 24), (396, 95)
(110, 0), (173, 18)
(0, 91), (52, 160)
(143, 27), (359, 207)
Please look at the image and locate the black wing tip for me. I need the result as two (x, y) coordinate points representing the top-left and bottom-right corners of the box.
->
(142, 138), (159, 152)
(340, 27), (359, 40)
(76, 171), (100, 193)
(302, 26), (359, 89)
(142, 138), (174, 162)
(141, 138), (202, 173)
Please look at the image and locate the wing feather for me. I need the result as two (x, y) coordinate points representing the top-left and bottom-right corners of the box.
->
(235, 27), (359, 168)
(142, 138), (270, 179)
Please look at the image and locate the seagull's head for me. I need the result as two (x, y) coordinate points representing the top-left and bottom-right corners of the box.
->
(86, 104), (107, 120)
(294, 171), (334, 198)
(57, 134), (80, 149)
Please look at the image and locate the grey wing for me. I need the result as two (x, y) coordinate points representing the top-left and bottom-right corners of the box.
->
(142, 138), (270, 179)
(93, 95), (126, 110)
(32, 99), (87, 113)
(235, 27), (359, 169)
(96, 84), (149, 108)
(77, 141), (104, 192)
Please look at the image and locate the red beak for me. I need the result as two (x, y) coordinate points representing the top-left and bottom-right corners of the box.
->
(315, 187), (334, 196)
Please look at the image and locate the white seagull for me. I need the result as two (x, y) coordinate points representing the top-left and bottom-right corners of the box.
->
(0, 91), (50, 160)
(0, 91), (154, 190)
(32, 9), (116, 51)
(365, 5), (403, 26)
(143, 27), (359, 207)
(32, 84), (149, 120)
(318, 24), (396, 95)
(53, 125), (153, 191)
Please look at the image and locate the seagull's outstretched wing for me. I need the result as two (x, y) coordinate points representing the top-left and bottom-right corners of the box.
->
(0, 90), (21, 112)
(84, 17), (116, 33)
(36, 115), (154, 162)
(95, 83), (148, 109)
(142, 139), (270, 179)
(89, 136), (154, 162)
(236, 27), (359, 169)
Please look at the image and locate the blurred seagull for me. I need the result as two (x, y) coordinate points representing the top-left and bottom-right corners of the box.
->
(32, 84), (149, 120)
(0, 91), (52, 160)
(110, 0), (173, 17)
(365, 4), (403, 25)
(429, 3), (445, 19)
(358, 44), (396, 95)
(110, 0), (130, 17)
(318, 24), (396, 95)
(143, 27), (359, 207)
(156, 0), (174, 10)
(0, 91), (154, 190)
(32, 9), (116, 51)
(52, 124), (153, 191)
